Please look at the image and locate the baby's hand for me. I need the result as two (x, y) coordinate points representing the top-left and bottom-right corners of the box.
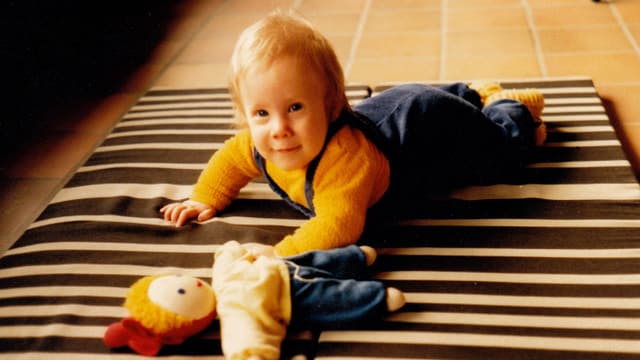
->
(160, 200), (214, 227)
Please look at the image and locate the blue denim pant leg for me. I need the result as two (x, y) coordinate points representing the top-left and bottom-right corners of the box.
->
(285, 246), (388, 328)
(285, 244), (368, 279)
(354, 83), (531, 193)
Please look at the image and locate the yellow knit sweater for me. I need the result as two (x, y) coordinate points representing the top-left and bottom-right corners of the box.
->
(191, 125), (390, 256)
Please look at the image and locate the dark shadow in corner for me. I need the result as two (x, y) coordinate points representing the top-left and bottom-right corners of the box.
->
(1, 0), (182, 164)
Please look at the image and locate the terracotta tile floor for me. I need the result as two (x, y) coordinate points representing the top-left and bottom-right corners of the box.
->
(2, 0), (639, 253)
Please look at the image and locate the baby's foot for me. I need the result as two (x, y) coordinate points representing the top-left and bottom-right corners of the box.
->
(359, 246), (377, 266)
(386, 287), (406, 312)
(486, 88), (546, 145)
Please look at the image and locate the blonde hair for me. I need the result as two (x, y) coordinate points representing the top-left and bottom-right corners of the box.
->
(229, 10), (349, 126)
(125, 275), (196, 335)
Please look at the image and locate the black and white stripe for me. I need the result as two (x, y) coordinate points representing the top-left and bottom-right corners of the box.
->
(0, 79), (638, 359)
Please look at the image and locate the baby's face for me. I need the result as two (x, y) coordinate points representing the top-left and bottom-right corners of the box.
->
(240, 55), (329, 171)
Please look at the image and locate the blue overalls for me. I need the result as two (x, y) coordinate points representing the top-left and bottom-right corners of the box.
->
(254, 82), (536, 217)
(355, 83), (535, 194)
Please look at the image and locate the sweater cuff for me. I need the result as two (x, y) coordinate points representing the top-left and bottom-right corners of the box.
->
(190, 188), (232, 213)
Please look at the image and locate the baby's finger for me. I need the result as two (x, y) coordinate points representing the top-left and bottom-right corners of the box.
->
(160, 204), (176, 217)
(176, 208), (199, 227)
(160, 204), (177, 214)
(163, 204), (180, 222)
(170, 205), (188, 224)
(197, 208), (214, 222)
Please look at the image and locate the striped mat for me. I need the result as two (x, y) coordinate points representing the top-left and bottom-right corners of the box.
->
(0, 78), (639, 359)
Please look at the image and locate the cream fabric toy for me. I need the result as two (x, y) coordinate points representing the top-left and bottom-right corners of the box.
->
(212, 240), (405, 360)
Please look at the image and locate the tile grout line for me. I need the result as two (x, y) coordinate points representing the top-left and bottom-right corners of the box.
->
(521, 0), (548, 78)
(343, 0), (371, 79)
(608, 1), (640, 59)
(440, 0), (448, 81)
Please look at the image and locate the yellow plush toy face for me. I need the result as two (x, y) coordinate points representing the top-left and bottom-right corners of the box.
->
(125, 274), (216, 335)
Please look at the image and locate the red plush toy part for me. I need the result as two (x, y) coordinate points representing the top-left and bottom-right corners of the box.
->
(104, 318), (164, 356)
(103, 274), (216, 356)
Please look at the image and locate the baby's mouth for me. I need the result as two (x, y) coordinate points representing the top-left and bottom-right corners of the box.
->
(274, 145), (301, 153)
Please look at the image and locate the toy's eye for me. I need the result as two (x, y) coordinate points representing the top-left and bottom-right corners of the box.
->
(148, 275), (215, 319)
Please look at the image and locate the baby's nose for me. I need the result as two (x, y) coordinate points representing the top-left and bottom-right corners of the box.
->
(271, 115), (292, 137)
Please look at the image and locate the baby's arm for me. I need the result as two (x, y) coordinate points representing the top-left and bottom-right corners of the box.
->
(159, 130), (261, 227)
(275, 198), (368, 256)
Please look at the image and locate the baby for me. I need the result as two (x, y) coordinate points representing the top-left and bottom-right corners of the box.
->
(161, 11), (544, 256)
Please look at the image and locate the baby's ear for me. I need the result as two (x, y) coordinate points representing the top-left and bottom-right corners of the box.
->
(324, 95), (339, 122)
(332, 107), (343, 121)
(328, 104), (343, 122)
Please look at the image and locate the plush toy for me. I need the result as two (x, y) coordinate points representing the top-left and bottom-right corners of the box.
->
(103, 274), (216, 356)
(104, 242), (405, 360)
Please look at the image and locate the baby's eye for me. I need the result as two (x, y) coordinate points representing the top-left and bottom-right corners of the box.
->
(255, 109), (268, 117)
(289, 103), (303, 112)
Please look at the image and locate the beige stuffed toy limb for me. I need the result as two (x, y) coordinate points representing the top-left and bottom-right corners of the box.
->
(211, 240), (405, 360)
(212, 241), (291, 360)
